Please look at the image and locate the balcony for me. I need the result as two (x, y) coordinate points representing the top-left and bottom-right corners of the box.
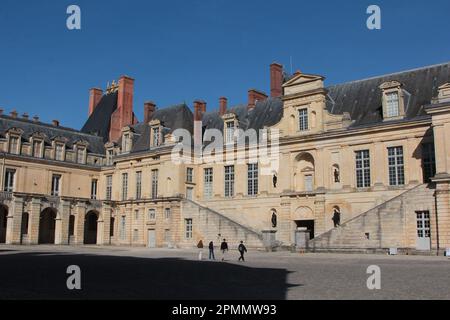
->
(0, 191), (13, 202)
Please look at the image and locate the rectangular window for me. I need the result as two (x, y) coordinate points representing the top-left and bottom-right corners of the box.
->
(148, 209), (156, 220)
(186, 187), (193, 200)
(416, 211), (431, 238)
(134, 209), (140, 220)
(90, 179), (98, 200)
(9, 136), (19, 155)
(298, 108), (309, 131)
(55, 144), (64, 161)
(226, 121), (235, 143)
(247, 163), (259, 196)
(164, 208), (171, 220)
(224, 165), (235, 198)
(122, 133), (130, 152)
(305, 175), (313, 192)
(186, 168), (194, 183)
(164, 229), (171, 244)
(106, 149), (114, 166)
(76, 148), (85, 164)
(204, 168), (213, 199)
(422, 143), (436, 183)
(151, 169), (159, 199)
(121, 173), (128, 201)
(106, 175), (113, 200)
(136, 171), (142, 200)
(388, 146), (405, 186)
(152, 127), (161, 147)
(33, 141), (42, 158)
(355, 150), (371, 188)
(51, 174), (61, 196)
(185, 219), (193, 239)
(120, 216), (126, 240)
(133, 229), (139, 242)
(386, 92), (400, 117)
(4, 169), (15, 193)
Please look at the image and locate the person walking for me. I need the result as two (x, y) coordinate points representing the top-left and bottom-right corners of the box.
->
(220, 239), (229, 261)
(197, 240), (204, 260)
(208, 241), (215, 260)
(238, 241), (247, 262)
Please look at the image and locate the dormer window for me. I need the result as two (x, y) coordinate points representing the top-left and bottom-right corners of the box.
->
(380, 81), (406, 120)
(9, 136), (20, 155)
(225, 121), (235, 143)
(386, 92), (400, 117)
(32, 140), (43, 158)
(152, 127), (161, 146)
(107, 149), (114, 166)
(149, 120), (162, 147)
(55, 143), (65, 161)
(298, 108), (309, 131)
(76, 147), (86, 164)
(122, 133), (131, 152)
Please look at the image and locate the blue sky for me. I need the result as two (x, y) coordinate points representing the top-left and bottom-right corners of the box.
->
(1, 0), (450, 130)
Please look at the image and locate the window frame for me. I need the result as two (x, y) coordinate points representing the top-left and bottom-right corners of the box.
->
(298, 108), (309, 132)
(224, 165), (235, 198)
(355, 150), (371, 188)
(388, 146), (405, 186)
(203, 168), (213, 199)
(247, 163), (259, 196)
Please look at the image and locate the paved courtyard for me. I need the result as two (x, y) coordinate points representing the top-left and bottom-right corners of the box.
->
(0, 245), (449, 300)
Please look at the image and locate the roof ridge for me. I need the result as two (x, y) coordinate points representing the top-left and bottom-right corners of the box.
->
(326, 61), (450, 88)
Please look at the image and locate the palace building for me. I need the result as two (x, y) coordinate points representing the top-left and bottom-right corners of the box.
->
(1, 62), (450, 254)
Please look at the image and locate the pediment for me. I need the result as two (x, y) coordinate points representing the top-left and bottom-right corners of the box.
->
(283, 73), (325, 88)
(379, 80), (403, 90)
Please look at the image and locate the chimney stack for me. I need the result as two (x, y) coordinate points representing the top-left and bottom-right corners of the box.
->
(248, 89), (268, 110)
(219, 97), (228, 116)
(270, 62), (283, 98)
(52, 120), (60, 127)
(10, 110), (18, 118)
(193, 100), (206, 147)
(89, 88), (103, 116)
(0, 109), (3, 116)
(33, 115), (39, 122)
(144, 101), (156, 123)
(109, 75), (135, 142)
(22, 113), (29, 120)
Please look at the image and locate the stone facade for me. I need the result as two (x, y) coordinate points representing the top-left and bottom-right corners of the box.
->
(1, 62), (450, 254)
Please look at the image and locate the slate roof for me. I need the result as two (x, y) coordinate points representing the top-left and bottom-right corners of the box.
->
(0, 114), (105, 154)
(326, 62), (450, 127)
(122, 103), (194, 153)
(81, 91), (118, 142)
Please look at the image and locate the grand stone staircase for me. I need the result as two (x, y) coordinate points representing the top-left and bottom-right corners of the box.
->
(180, 199), (264, 248)
(309, 184), (436, 252)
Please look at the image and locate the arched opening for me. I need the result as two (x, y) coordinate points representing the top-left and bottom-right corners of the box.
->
(110, 217), (115, 238)
(84, 211), (99, 245)
(0, 205), (8, 243)
(294, 152), (315, 192)
(39, 208), (57, 244)
(292, 206), (315, 240)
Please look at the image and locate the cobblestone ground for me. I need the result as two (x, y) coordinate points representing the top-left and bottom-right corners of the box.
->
(0, 245), (449, 300)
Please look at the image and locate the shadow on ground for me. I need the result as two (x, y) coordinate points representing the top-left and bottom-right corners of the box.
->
(0, 251), (297, 300)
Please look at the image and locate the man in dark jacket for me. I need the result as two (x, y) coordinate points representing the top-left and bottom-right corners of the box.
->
(332, 209), (341, 228)
(238, 241), (248, 262)
(220, 239), (228, 261)
(208, 241), (215, 260)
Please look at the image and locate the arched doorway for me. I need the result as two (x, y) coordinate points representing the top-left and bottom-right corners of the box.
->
(84, 211), (99, 245)
(0, 205), (8, 243)
(292, 206), (315, 240)
(39, 208), (57, 244)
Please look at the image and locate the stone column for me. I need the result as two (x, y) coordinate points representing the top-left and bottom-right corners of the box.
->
(74, 202), (86, 245)
(314, 195), (326, 236)
(6, 196), (24, 245)
(435, 182), (450, 249)
(28, 197), (42, 245)
(55, 200), (70, 245)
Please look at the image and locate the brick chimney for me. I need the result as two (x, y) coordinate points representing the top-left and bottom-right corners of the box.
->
(193, 100), (206, 147)
(270, 62), (283, 98)
(109, 75), (135, 142)
(219, 97), (228, 116)
(248, 89), (268, 110)
(52, 120), (60, 127)
(144, 101), (156, 123)
(22, 113), (29, 120)
(10, 110), (18, 118)
(89, 88), (103, 116)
